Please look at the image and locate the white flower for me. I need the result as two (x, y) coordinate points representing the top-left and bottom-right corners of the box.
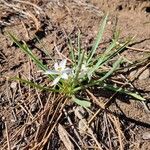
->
(44, 59), (72, 86)
(81, 64), (88, 72)
(79, 63), (89, 77)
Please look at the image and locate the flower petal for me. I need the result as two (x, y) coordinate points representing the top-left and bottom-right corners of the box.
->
(62, 68), (72, 74)
(54, 62), (59, 70)
(44, 70), (59, 75)
(61, 73), (68, 80)
(59, 59), (67, 70)
(51, 76), (61, 86)
(81, 64), (87, 71)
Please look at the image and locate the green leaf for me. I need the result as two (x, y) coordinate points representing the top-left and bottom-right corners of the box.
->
(87, 13), (108, 64)
(97, 57), (122, 82)
(74, 50), (85, 82)
(9, 33), (47, 71)
(87, 57), (122, 87)
(11, 77), (58, 92)
(72, 96), (91, 107)
(8, 33), (53, 79)
(89, 40), (117, 77)
(68, 38), (75, 63)
(126, 92), (145, 101)
(104, 84), (146, 101)
(77, 30), (81, 60)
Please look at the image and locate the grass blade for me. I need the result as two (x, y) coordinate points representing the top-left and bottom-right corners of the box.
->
(87, 13), (108, 64)
(11, 77), (58, 92)
(74, 50), (85, 82)
(95, 38), (130, 72)
(9, 33), (48, 71)
(77, 30), (81, 60)
(8, 33), (53, 79)
(104, 84), (146, 101)
(89, 40), (117, 76)
(68, 38), (75, 63)
(96, 57), (122, 83)
(72, 96), (91, 107)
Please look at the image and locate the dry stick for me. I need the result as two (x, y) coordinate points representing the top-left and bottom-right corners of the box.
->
(78, 118), (103, 150)
(86, 89), (125, 149)
(21, 20), (30, 40)
(107, 114), (119, 150)
(17, 74), (23, 97)
(13, 0), (43, 12)
(31, 112), (62, 150)
(38, 96), (64, 141)
(28, 59), (31, 98)
(86, 89), (105, 109)
(116, 41), (150, 52)
(73, 0), (103, 17)
(6, 80), (17, 122)
(67, 133), (82, 150)
(87, 83), (126, 124)
(46, 95), (64, 129)
(17, 89), (35, 119)
(63, 108), (83, 148)
(36, 90), (44, 109)
(41, 112), (62, 149)
(1, 103), (52, 150)
(108, 115), (124, 150)
(5, 120), (11, 150)
(127, 46), (150, 52)
(34, 94), (56, 142)
(45, 92), (53, 109)
(88, 108), (102, 125)
(0, 50), (7, 60)
(2, 0), (40, 30)
(110, 115), (124, 150)
(104, 113), (113, 150)
(45, 93), (56, 122)
(36, 97), (69, 149)
(34, 122), (41, 143)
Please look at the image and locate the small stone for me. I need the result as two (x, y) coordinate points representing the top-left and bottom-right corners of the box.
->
(139, 69), (150, 80)
(78, 119), (87, 134)
(129, 70), (137, 79)
(30, 103), (38, 113)
(74, 106), (88, 120)
(107, 21), (112, 25)
(142, 132), (150, 140)
(10, 82), (17, 89)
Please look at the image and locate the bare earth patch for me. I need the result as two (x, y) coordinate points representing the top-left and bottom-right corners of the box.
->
(0, 0), (150, 149)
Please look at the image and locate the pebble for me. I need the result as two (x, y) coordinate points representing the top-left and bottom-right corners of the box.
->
(30, 103), (38, 113)
(129, 70), (137, 79)
(142, 132), (150, 140)
(10, 82), (17, 89)
(138, 69), (150, 80)
(74, 106), (88, 120)
(78, 119), (87, 134)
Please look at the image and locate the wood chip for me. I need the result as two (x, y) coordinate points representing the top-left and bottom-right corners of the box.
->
(58, 124), (74, 150)
(139, 69), (150, 80)
(142, 132), (150, 140)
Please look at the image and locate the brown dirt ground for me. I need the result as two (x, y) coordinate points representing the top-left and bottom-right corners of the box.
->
(0, 0), (150, 150)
